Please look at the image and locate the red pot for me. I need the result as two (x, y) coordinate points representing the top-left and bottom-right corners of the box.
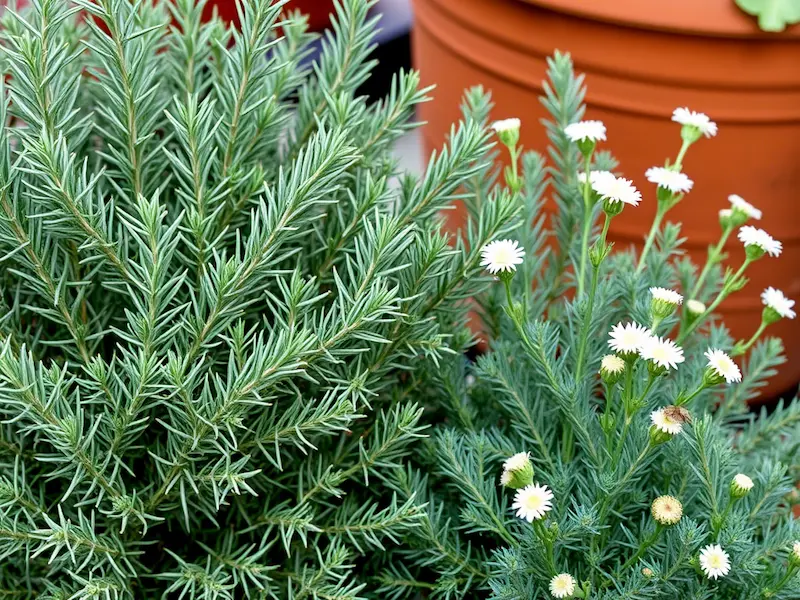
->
(412, 0), (800, 397)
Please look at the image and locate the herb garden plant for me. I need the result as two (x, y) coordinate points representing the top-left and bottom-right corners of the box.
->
(0, 0), (520, 597)
(373, 55), (800, 599)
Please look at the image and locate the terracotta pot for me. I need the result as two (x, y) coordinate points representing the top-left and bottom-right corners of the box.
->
(204, 0), (335, 30)
(412, 0), (800, 396)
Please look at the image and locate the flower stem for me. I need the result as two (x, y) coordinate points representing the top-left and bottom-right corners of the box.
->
(674, 138), (691, 170)
(577, 154), (594, 296)
(533, 520), (558, 576)
(620, 525), (663, 571)
(676, 383), (708, 407)
(733, 321), (768, 356)
(689, 225), (733, 301)
(635, 206), (665, 275)
(677, 258), (752, 344)
(637, 139), (692, 275)
(575, 215), (612, 381)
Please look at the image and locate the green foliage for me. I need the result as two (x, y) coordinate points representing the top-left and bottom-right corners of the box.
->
(0, 1), (520, 597)
(375, 53), (800, 599)
(735, 0), (800, 32)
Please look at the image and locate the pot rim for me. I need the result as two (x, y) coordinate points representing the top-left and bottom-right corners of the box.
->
(519, 0), (800, 38)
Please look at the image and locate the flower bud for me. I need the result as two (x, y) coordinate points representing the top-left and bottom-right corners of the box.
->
(702, 366), (725, 388)
(762, 305), (783, 326)
(641, 567), (654, 578)
(790, 541), (800, 568)
(501, 452), (534, 489)
(744, 243), (766, 261)
(491, 118), (520, 149)
(649, 425), (673, 446)
(649, 287), (683, 321)
(602, 196), (624, 217)
(730, 473), (754, 499)
(600, 354), (625, 385)
(680, 124), (703, 145)
(685, 299), (705, 325)
(651, 495), (683, 526)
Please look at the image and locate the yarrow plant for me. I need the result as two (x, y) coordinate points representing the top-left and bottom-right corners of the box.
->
(0, 1), (521, 597)
(376, 53), (800, 600)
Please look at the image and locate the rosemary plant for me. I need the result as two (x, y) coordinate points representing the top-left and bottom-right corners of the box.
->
(0, 1), (519, 597)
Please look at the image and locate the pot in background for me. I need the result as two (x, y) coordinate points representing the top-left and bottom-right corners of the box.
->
(412, 0), (800, 397)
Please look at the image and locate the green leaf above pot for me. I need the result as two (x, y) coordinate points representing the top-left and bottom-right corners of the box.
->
(735, 0), (800, 31)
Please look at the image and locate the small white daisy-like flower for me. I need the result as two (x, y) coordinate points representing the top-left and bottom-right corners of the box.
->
(650, 408), (683, 436)
(499, 470), (512, 487)
(564, 120), (606, 143)
(738, 226), (782, 257)
(591, 174), (642, 207)
(699, 544), (731, 580)
(733, 473), (754, 492)
(640, 336), (685, 370)
(792, 540), (800, 561)
(645, 167), (694, 194)
(577, 170), (614, 185)
(650, 287), (683, 306)
(719, 208), (733, 220)
(607, 322), (651, 355)
(728, 194), (762, 220)
(480, 240), (525, 274)
(761, 287), (796, 319)
(504, 452), (531, 472)
(512, 483), (554, 522)
(491, 118), (521, 134)
(704, 349), (742, 384)
(548, 573), (577, 598)
(651, 495), (683, 525)
(686, 299), (706, 316)
(672, 107), (718, 138)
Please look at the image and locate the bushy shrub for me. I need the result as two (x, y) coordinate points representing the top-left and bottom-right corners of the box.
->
(374, 54), (800, 599)
(0, 1), (519, 597)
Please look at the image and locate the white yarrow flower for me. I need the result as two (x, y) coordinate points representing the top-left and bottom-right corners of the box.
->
(672, 107), (718, 138)
(645, 167), (693, 194)
(591, 174), (642, 207)
(761, 287), (796, 319)
(728, 194), (762, 220)
(512, 483), (554, 522)
(738, 226), (782, 257)
(704, 349), (742, 383)
(549, 573), (577, 598)
(640, 336), (685, 370)
(491, 118), (521, 134)
(608, 322), (651, 355)
(564, 120), (606, 143)
(480, 240), (525, 274)
(650, 408), (683, 436)
(650, 287), (683, 306)
(699, 544), (731, 580)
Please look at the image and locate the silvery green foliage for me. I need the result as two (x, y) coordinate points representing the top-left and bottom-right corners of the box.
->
(374, 53), (800, 599)
(0, 1), (520, 597)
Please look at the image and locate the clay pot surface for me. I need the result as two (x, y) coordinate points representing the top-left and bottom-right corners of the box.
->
(412, 0), (800, 396)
